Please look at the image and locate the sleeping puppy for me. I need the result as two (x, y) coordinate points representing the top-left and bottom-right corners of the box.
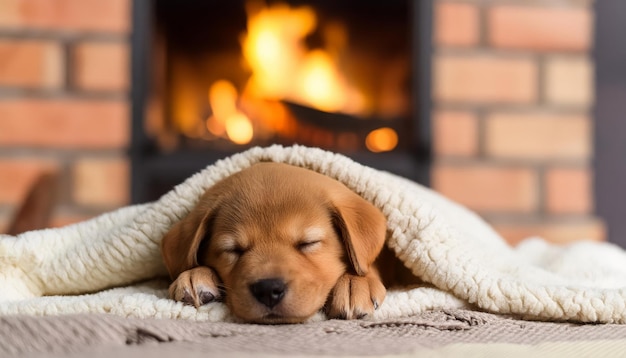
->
(161, 162), (387, 324)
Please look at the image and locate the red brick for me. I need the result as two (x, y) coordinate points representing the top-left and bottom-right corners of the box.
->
(434, 55), (537, 104)
(0, 39), (64, 89)
(545, 167), (592, 214)
(0, 159), (58, 205)
(488, 6), (592, 52)
(0, 99), (129, 149)
(72, 41), (129, 92)
(485, 112), (591, 161)
(435, 2), (480, 47)
(0, 0), (130, 33)
(432, 164), (538, 213)
(72, 157), (129, 207)
(432, 110), (478, 157)
(545, 56), (594, 106)
(493, 219), (605, 246)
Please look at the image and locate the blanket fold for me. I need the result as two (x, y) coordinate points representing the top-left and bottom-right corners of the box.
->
(1, 145), (626, 323)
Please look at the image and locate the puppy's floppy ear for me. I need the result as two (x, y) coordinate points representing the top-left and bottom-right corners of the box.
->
(331, 190), (387, 276)
(161, 198), (217, 279)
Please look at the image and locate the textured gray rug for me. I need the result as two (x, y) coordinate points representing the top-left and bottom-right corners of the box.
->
(3, 309), (626, 357)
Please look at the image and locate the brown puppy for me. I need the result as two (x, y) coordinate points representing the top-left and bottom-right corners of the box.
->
(161, 162), (387, 323)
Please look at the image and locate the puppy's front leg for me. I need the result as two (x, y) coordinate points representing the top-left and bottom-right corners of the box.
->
(326, 268), (386, 319)
(169, 266), (222, 307)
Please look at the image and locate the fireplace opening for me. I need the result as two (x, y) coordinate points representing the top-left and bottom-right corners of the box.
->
(130, 0), (432, 204)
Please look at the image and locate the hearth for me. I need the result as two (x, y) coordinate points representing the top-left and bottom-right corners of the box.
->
(130, 0), (432, 203)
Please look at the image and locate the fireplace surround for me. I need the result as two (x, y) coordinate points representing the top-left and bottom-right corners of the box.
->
(130, 0), (433, 204)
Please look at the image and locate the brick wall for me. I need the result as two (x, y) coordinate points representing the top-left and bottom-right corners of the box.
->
(0, 0), (131, 232)
(431, 0), (603, 244)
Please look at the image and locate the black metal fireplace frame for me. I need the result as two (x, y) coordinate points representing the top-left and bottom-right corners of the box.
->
(129, 0), (433, 204)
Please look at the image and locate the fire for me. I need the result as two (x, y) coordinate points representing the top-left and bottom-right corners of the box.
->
(209, 80), (238, 123)
(241, 2), (316, 99)
(241, 1), (365, 115)
(207, 80), (254, 144)
(225, 112), (254, 144)
(366, 127), (398, 153)
(173, 1), (399, 153)
(297, 50), (346, 112)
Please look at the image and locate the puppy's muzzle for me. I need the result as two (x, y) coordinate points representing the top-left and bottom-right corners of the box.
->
(249, 278), (286, 308)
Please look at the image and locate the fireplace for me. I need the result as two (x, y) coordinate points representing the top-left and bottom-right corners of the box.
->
(130, 0), (432, 204)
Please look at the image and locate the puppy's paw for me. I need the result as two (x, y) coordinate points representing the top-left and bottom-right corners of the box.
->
(326, 271), (386, 320)
(169, 266), (222, 308)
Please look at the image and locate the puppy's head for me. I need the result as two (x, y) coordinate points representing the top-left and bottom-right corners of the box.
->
(161, 162), (386, 323)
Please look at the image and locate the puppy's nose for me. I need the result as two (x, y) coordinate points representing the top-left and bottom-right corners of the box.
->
(249, 278), (286, 308)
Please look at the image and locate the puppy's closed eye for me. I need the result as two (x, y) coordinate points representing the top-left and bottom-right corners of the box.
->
(296, 239), (322, 252)
(223, 245), (246, 257)
(296, 227), (325, 252)
(215, 238), (248, 259)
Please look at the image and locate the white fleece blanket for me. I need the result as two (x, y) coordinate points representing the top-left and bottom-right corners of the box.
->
(2, 145), (626, 323)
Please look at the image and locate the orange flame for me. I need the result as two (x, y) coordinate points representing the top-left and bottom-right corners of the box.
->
(207, 80), (254, 145)
(241, 2), (365, 114)
(366, 127), (398, 153)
